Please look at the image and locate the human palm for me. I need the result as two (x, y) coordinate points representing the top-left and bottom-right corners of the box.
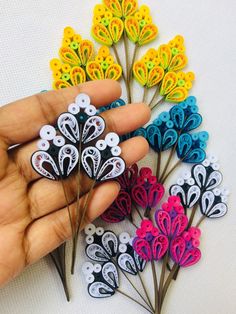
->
(0, 80), (150, 287)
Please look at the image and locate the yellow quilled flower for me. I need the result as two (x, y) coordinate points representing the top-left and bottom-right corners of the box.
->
(50, 26), (121, 90)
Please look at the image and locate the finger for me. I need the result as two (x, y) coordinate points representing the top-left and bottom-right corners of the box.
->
(25, 181), (120, 264)
(0, 80), (121, 146)
(28, 136), (149, 220)
(10, 103), (151, 183)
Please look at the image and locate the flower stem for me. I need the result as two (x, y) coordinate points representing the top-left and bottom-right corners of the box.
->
(123, 31), (131, 103)
(188, 204), (199, 228)
(158, 254), (168, 311)
(133, 203), (143, 220)
(156, 152), (162, 181)
(151, 261), (159, 313)
(71, 180), (96, 274)
(120, 267), (153, 311)
(149, 87), (159, 107)
(161, 159), (182, 184)
(138, 272), (155, 312)
(50, 243), (70, 301)
(160, 264), (179, 309)
(196, 215), (206, 227)
(117, 289), (154, 314)
(150, 97), (165, 111)
(142, 87), (148, 103)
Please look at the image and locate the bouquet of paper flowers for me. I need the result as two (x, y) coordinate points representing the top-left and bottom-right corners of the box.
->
(31, 0), (229, 313)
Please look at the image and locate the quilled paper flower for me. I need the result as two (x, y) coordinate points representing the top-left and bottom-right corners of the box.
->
(133, 219), (169, 261)
(101, 163), (138, 223)
(86, 46), (122, 81)
(171, 156), (228, 216)
(159, 71), (195, 102)
(92, 2), (158, 47)
(131, 167), (165, 216)
(133, 35), (187, 89)
(170, 231), (201, 267)
(50, 27), (121, 90)
(135, 96), (208, 164)
(31, 93), (126, 182)
(154, 196), (188, 239)
(83, 225), (146, 297)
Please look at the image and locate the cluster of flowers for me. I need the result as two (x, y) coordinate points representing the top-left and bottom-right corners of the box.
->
(133, 196), (201, 267)
(133, 35), (194, 102)
(50, 27), (122, 90)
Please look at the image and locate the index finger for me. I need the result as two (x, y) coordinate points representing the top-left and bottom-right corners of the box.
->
(0, 80), (121, 147)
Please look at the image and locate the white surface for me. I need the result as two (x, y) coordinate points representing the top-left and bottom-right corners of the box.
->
(0, 0), (236, 313)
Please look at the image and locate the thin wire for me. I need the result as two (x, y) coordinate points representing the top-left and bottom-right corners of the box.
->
(196, 215), (206, 227)
(133, 203), (143, 220)
(112, 44), (130, 101)
(158, 254), (168, 312)
(151, 261), (159, 313)
(71, 180), (96, 274)
(156, 152), (162, 181)
(160, 264), (179, 309)
(188, 204), (199, 227)
(142, 87), (148, 103)
(123, 31), (131, 103)
(111, 257), (152, 310)
(117, 289), (154, 314)
(149, 87), (159, 107)
(150, 97), (165, 110)
(138, 272), (155, 312)
(161, 159), (182, 184)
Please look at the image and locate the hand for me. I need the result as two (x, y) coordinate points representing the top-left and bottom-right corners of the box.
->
(0, 80), (150, 287)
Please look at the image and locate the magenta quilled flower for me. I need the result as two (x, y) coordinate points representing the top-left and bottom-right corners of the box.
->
(133, 220), (169, 262)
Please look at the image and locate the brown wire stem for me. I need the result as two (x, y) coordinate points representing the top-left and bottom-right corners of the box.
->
(50, 244), (70, 302)
(71, 180), (96, 274)
(150, 97), (165, 111)
(151, 261), (159, 313)
(188, 204), (199, 228)
(158, 254), (168, 312)
(138, 272), (155, 312)
(161, 159), (182, 184)
(117, 289), (154, 314)
(156, 152), (162, 181)
(120, 267), (153, 311)
(133, 203), (143, 220)
(149, 87), (159, 108)
(123, 31), (131, 103)
(196, 215), (206, 227)
(160, 264), (179, 309)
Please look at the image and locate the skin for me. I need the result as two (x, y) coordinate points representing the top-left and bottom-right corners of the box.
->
(0, 80), (151, 287)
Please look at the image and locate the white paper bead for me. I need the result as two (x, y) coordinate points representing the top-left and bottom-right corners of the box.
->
(37, 139), (50, 151)
(105, 132), (120, 147)
(82, 262), (94, 275)
(119, 232), (130, 244)
(68, 102), (80, 114)
(111, 146), (121, 156)
(85, 274), (95, 284)
(86, 235), (94, 245)
(119, 244), (127, 253)
(40, 125), (56, 140)
(177, 178), (184, 186)
(53, 136), (65, 147)
(202, 159), (210, 167)
(84, 224), (96, 236)
(96, 140), (107, 151)
(85, 105), (97, 116)
(96, 227), (104, 236)
(75, 93), (90, 108)
(93, 264), (102, 273)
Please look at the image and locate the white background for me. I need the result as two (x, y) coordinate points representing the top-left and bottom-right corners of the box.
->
(0, 0), (236, 313)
